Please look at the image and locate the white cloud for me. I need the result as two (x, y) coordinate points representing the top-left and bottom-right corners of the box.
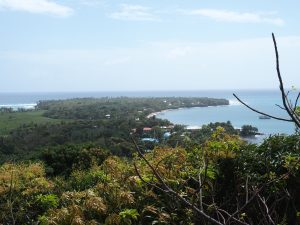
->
(185, 9), (284, 26)
(0, 0), (73, 17)
(110, 4), (158, 21)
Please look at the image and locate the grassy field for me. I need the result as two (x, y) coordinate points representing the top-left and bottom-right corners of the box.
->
(0, 110), (61, 135)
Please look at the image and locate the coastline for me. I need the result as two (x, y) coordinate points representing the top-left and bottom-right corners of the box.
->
(0, 103), (37, 110)
(148, 105), (266, 144)
(146, 108), (183, 119)
(146, 104), (230, 119)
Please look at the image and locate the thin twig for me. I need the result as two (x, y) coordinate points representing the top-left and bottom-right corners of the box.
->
(257, 194), (275, 225)
(245, 175), (249, 203)
(131, 136), (224, 225)
(234, 33), (300, 128)
(9, 167), (16, 225)
(226, 172), (289, 225)
(272, 33), (300, 128)
(133, 163), (166, 193)
(217, 208), (249, 225)
(198, 171), (203, 211)
(233, 94), (293, 122)
(294, 92), (300, 111)
(275, 104), (286, 111)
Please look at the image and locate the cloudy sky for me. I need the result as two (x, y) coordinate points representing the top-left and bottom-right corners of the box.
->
(1, 0), (300, 92)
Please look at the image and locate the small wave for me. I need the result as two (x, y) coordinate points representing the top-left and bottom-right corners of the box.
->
(229, 99), (242, 106)
(186, 125), (202, 130)
(0, 103), (37, 110)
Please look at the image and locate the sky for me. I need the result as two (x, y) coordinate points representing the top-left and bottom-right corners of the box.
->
(1, 0), (300, 92)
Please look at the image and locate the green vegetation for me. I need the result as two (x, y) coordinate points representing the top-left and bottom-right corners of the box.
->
(0, 130), (299, 224)
(0, 97), (298, 224)
(0, 110), (62, 135)
(0, 97), (228, 163)
(37, 97), (229, 120)
(240, 124), (259, 136)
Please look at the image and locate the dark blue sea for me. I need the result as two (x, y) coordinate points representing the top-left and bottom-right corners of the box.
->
(0, 90), (297, 141)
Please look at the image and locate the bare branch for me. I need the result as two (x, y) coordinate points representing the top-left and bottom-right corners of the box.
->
(218, 208), (249, 225)
(245, 175), (249, 203)
(234, 34), (300, 129)
(130, 33), (299, 225)
(226, 172), (289, 225)
(294, 92), (300, 111)
(272, 33), (300, 128)
(233, 94), (293, 122)
(154, 152), (176, 172)
(133, 163), (166, 193)
(275, 104), (286, 111)
(131, 135), (224, 225)
(9, 164), (16, 225)
(216, 209), (226, 225)
(131, 136), (169, 189)
(257, 194), (275, 225)
(198, 172), (203, 211)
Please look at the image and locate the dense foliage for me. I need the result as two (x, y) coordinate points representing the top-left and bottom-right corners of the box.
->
(0, 131), (299, 224)
(0, 97), (298, 224)
(37, 97), (229, 120)
(0, 97), (228, 163)
(240, 125), (259, 136)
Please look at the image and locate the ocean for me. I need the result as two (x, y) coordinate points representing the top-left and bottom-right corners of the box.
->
(154, 90), (297, 142)
(0, 90), (297, 141)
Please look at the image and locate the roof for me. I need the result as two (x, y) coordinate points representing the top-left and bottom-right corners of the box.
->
(163, 132), (171, 138)
(141, 138), (159, 143)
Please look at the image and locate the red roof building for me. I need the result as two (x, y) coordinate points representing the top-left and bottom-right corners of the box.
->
(143, 127), (152, 132)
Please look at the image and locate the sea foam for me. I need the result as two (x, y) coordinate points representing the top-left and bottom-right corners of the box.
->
(0, 103), (37, 110)
(229, 99), (243, 106)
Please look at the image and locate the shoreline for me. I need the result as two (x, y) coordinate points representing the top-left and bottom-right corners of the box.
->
(146, 104), (230, 119)
(0, 103), (37, 110)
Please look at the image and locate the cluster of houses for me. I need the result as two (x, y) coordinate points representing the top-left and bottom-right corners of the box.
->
(131, 125), (174, 143)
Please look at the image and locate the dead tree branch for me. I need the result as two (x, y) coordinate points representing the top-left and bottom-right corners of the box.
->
(233, 33), (300, 128)
(131, 136), (224, 225)
(233, 94), (293, 122)
(257, 194), (275, 225)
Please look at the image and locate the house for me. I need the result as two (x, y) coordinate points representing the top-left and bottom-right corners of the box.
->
(143, 127), (152, 132)
(163, 132), (171, 139)
(141, 138), (159, 143)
